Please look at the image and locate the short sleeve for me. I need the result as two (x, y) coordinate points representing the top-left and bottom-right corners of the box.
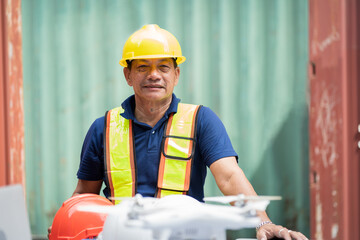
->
(196, 106), (238, 167)
(77, 117), (105, 180)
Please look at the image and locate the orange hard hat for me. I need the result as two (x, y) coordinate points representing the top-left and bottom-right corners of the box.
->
(49, 194), (113, 240)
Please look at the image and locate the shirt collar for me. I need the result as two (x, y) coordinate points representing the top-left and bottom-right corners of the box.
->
(120, 93), (181, 120)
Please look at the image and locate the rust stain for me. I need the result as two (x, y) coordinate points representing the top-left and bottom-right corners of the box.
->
(312, 26), (340, 56)
(309, 0), (350, 240)
(312, 82), (341, 239)
(314, 85), (339, 168)
(4, 0), (24, 186)
(331, 223), (339, 239)
(315, 186), (323, 240)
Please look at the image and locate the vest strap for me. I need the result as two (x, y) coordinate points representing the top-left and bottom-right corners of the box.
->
(104, 107), (136, 204)
(157, 104), (201, 196)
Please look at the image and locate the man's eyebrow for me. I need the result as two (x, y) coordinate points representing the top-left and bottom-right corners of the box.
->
(158, 60), (172, 64)
(135, 62), (150, 67)
(136, 59), (172, 65)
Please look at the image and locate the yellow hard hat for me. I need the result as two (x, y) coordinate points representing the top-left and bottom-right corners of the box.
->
(119, 24), (186, 67)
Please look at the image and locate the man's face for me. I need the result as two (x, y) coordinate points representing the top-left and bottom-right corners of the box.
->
(123, 58), (180, 103)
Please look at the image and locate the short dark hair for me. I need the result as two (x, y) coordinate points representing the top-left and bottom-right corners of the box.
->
(126, 58), (178, 70)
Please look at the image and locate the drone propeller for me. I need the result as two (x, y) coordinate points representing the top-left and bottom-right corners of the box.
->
(203, 194), (282, 204)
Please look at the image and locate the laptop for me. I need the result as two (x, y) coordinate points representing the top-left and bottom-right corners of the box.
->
(0, 184), (32, 240)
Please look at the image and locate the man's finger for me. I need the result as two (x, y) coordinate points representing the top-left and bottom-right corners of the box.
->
(277, 228), (291, 240)
(257, 228), (273, 240)
(288, 230), (309, 240)
(257, 231), (267, 240)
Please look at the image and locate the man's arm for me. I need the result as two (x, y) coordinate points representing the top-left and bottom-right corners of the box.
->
(72, 179), (103, 196)
(209, 157), (308, 240)
(209, 157), (270, 221)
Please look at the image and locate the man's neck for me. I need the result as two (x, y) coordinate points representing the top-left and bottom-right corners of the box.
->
(134, 96), (172, 128)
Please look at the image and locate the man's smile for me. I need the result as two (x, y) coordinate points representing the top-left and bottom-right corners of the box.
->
(143, 84), (164, 89)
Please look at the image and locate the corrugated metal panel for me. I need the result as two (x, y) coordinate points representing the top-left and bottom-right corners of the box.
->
(309, 0), (360, 239)
(0, 0), (24, 187)
(22, 0), (309, 237)
(0, 0), (7, 187)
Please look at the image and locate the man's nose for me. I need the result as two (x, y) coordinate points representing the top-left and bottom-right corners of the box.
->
(147, 66), (161, 80)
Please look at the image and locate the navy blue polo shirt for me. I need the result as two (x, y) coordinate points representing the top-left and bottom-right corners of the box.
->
(77, 94), (238, 202)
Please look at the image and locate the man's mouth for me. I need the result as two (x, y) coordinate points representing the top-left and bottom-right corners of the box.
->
(143, 85), (163, 89)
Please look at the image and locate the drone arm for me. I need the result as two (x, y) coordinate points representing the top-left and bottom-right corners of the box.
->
(209, 157), (271, 222)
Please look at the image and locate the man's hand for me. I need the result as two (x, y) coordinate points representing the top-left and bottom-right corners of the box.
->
(47, 226), (52, 239)
(256, 223), (309, 240)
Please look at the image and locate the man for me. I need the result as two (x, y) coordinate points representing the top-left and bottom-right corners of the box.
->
(73, 24), (307, 240)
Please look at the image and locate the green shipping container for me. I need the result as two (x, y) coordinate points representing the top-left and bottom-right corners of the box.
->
(22, 0), (309, 238)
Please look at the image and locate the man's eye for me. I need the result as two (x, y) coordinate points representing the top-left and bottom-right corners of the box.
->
(137, 65), (148, 71)
(159, 65), (170, 71)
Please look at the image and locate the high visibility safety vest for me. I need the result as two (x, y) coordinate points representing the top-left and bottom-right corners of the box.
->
(104, 103), (201, 204)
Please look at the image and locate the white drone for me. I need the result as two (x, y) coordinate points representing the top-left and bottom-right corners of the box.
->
(79, 194), (281, 240)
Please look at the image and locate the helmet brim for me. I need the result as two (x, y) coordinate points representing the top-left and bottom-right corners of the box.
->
(119, 55), (186, 67)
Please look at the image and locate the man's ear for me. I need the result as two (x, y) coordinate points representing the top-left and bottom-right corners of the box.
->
(123, 67), (132, 86)
(174, 67), (180, 86)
